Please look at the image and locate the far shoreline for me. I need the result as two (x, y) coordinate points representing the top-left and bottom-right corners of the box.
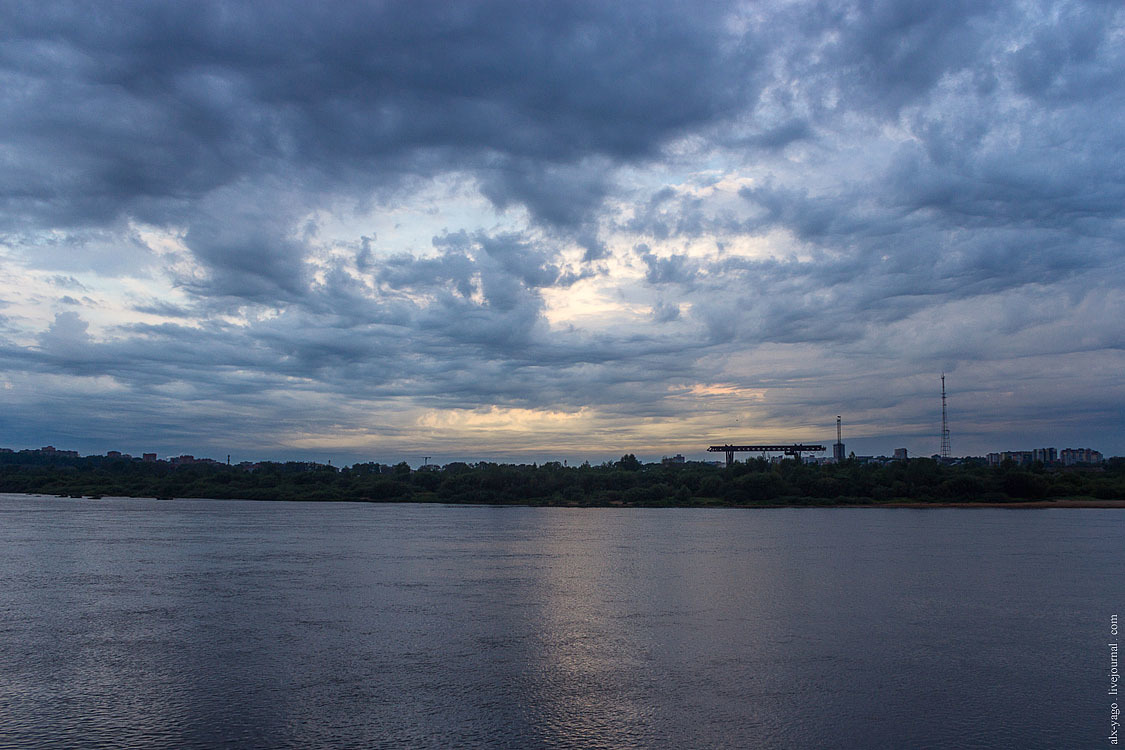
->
(9, 492), (1125, 509)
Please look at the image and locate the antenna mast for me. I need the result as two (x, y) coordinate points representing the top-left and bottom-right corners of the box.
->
(940, 374), (951, 460)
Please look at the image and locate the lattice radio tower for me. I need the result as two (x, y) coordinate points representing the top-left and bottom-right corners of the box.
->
(940, 373), (951, 460)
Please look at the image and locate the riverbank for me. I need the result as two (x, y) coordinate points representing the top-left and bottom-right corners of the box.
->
(862, 499), (1125, 509)
(4, 454), (1122, 506)
(13, 491), (1125, 509)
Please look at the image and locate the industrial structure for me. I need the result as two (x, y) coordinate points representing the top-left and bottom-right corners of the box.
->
(987, 447), (1104, 466)
(940, 374), (951, 461)
(833, 416), (845, 462)
(707, 444), (826, 467)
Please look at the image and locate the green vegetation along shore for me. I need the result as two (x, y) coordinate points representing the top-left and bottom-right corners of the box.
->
(2, 452), (1123, 506)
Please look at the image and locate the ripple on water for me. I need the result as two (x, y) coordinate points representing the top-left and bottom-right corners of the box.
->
(0, 496), (1119, 749)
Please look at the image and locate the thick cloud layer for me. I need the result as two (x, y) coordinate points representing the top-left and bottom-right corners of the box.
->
(1, 0), (1122, 462)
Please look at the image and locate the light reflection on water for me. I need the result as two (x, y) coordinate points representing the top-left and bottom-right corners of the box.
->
(0, 495), (1120, 749)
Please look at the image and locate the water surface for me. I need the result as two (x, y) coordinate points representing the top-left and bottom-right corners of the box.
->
(1, 494), (1120, 748)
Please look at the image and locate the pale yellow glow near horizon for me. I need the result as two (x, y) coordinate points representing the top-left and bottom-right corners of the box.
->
(682, 383), (767, 399)
(416, 405), (590, 431)
(271, 389), (837, 458)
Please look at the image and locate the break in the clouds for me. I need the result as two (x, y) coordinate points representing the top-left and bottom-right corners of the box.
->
(1, 0), (1123, 463)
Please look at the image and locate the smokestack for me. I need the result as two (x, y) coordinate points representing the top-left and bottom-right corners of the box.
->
(833, 416), (845, 462)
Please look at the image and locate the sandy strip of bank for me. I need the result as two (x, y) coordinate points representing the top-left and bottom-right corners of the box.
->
(861, 499), (1125, 509)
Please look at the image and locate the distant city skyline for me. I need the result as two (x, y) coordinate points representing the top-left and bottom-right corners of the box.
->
(2, 2), (1123, 461)
(5, 437), (1116, 470)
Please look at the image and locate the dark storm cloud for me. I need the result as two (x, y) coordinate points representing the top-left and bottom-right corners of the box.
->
(820, 0), (998, 114)
(178, 186), (313, 300)
(2, 0), (1124, 458)
(3, 293), (702, 422)
(5, 224), (721, 419)
(739, 119), (814, 151)
(0, 0), (770, 338)
(651, 300), (682, 323)
(621, 0), (1125, 353)
(0, 0), (753, 230)
(1010, 1), (1124, 101)
(638, 246), (700, 286)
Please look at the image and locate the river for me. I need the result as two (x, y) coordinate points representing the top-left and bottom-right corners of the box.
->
(1, 494), (1120, 748)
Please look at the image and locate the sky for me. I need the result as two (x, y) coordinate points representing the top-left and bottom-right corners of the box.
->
(1, 0), (1123, 465)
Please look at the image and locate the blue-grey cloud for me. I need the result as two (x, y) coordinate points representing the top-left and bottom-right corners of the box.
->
(0, 0), (1123, 461)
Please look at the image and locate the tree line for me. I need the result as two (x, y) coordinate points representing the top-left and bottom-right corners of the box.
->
(1, 452), (1122, 505)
